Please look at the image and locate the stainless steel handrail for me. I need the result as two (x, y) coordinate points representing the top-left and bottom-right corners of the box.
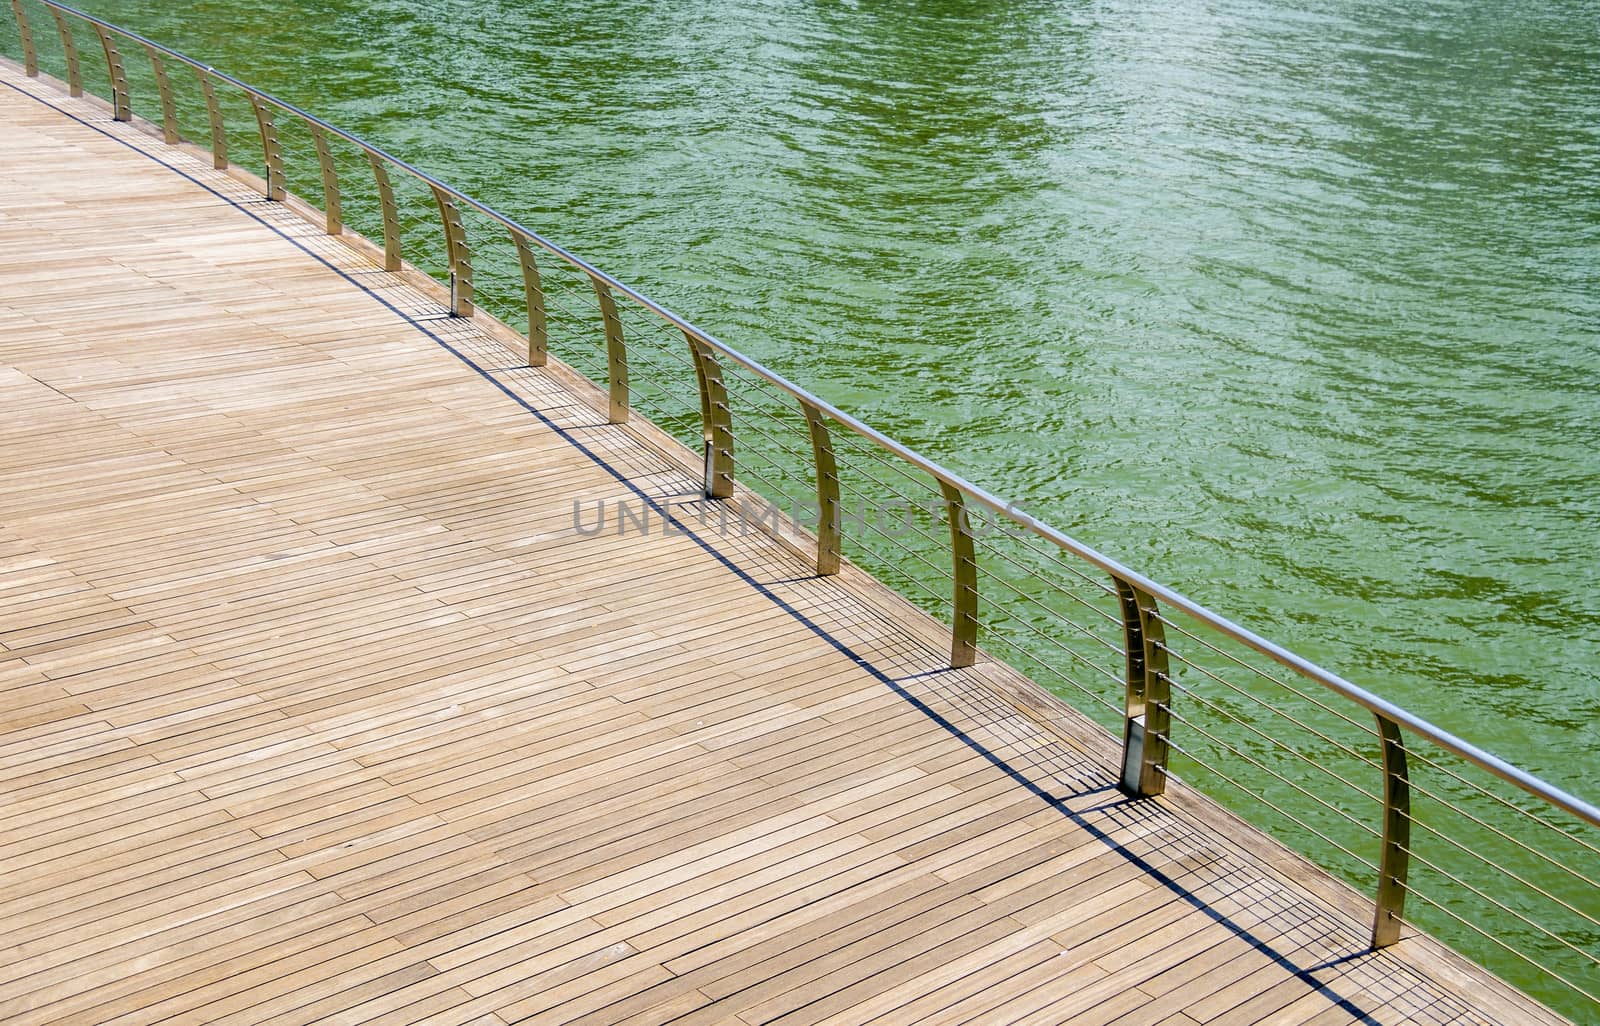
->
(5, 2), (1596, 990)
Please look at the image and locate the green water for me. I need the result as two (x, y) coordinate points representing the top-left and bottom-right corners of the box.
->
(7, 0), (1597, 1014)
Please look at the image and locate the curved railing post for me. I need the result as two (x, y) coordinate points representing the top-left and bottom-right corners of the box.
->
(430, 185), (474, 317)
(90, 23), (128, 121)
(511, 231), (548, 367)
(1114, 577), (1172, 797)
(9, 1), (38, 77)
(366, 152), (401, 271)
(195, 69), (226, 169)
(801, 400), (841, 576)
(247, 94), (285, 200)
(1373, 714), (1412, 947)
(588, 275), (628, 424)
(686, 332), (734, 499)
(309, 124), (341, 235)
(46, 7), (80, 96)
(142, 44), (178, 144)
(941, 482), (979, 668)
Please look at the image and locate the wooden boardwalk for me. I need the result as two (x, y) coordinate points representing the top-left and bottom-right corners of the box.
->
(0, 62), (1565, 1026)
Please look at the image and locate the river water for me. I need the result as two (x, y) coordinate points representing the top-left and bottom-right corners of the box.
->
(13, 0), (1600, 1012)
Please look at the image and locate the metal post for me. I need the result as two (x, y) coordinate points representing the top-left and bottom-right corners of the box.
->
(309, 124), (341, 235)
(511, 231), (548, 367)
(90, 23), (129, 121)
(366, 152), (401, 271)
(143, 45), (178, 144)
(429, 185), (474, 317)
(9, 1), (38, 77)
(588, 276), (628, 424)
(1114, 577), (1172, 797)
(248, 94), (285, 201)
(196, 69), (226, 169)
(941, 482), (979, 668)
(1373, 714), (1411, 947)
(47, 7), (80, 96)
(800, 400), (841, 576)
(686, 332), (734, 499)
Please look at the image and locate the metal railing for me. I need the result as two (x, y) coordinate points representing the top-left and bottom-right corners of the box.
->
(3, 3), (1596, 1016)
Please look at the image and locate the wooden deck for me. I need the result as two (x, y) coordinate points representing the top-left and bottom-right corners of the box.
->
(0, 61), (1565, 1026)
